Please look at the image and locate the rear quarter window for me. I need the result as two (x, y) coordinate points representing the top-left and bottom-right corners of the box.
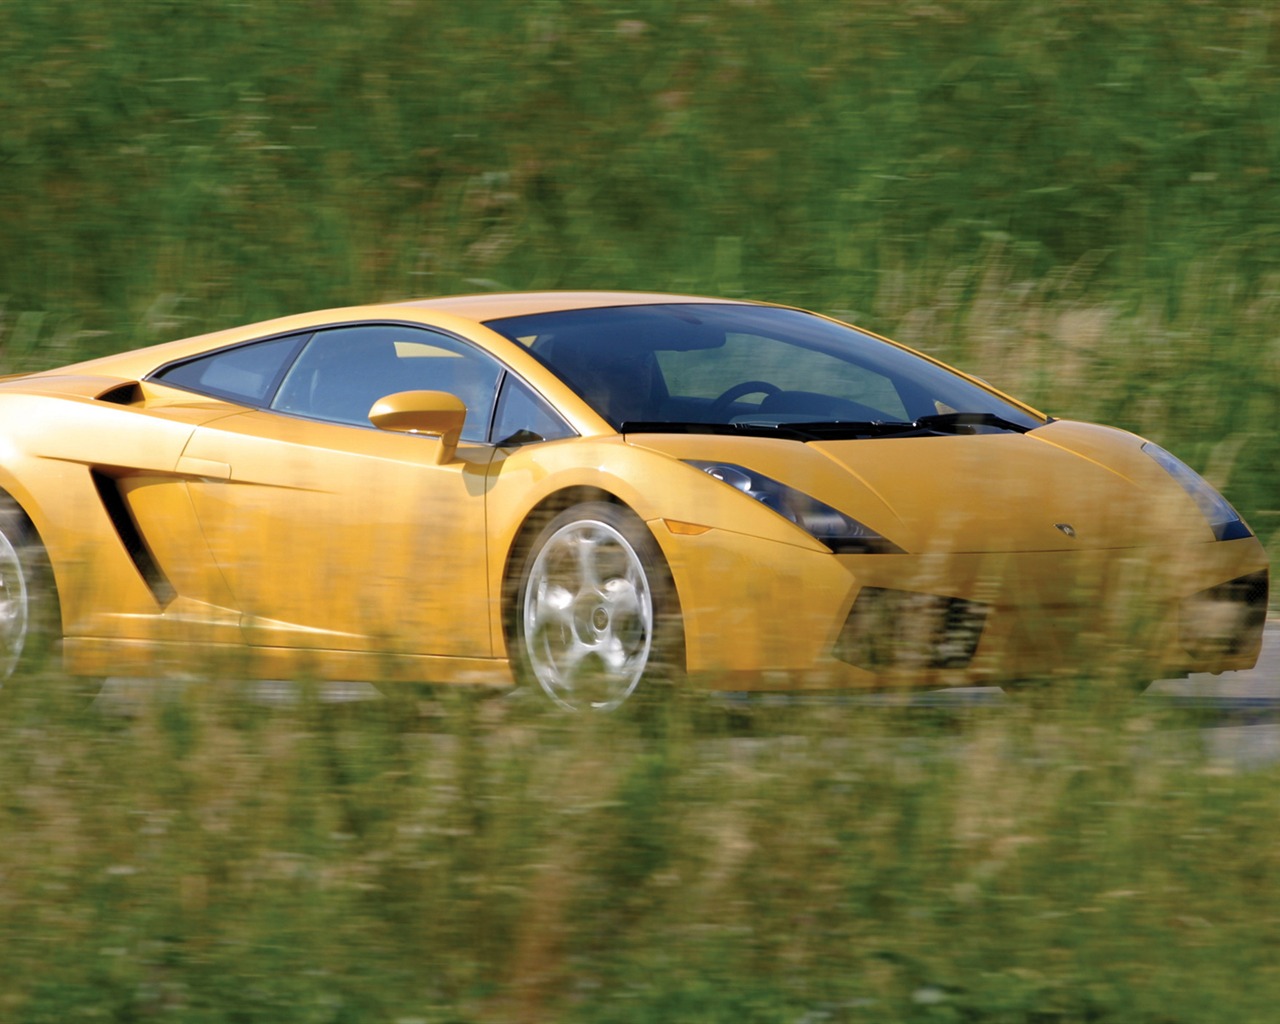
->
(152, 335), (305, 405)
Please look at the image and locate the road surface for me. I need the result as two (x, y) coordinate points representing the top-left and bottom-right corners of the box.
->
(96, 620), (1280, 764)
(1145, 617), (1280, 767)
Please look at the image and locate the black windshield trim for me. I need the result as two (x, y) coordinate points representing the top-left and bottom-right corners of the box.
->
(912, 412), (1041, 434)
(620, 415), (1045, 441)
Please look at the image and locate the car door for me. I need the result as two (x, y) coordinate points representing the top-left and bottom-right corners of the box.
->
(167, 324), (502, 658)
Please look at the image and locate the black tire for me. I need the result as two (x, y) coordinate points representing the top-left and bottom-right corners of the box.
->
(511, 501), (683, 712)
(0, 497), (60, 683)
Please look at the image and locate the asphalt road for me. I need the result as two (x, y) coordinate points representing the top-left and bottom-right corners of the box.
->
(96, 619), (1280, 765)
(727, 618), (1280, 769)
(1144, 617), (1280, 768)
(1147, 617), (1280, 701)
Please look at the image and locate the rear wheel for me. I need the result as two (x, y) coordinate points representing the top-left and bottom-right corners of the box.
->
(0, 498), (59, 683)
(512, 502), (682, 712)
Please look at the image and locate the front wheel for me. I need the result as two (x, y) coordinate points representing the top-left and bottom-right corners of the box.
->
(512, 502), (682, 712)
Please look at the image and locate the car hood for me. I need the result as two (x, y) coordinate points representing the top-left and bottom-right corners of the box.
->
(629, 419), (1216, 553)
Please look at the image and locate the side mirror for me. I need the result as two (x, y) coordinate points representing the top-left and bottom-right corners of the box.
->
(368, 390), (466, 462)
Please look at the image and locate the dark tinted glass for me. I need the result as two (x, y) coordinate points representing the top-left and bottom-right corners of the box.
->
(152, 335), (303, 405)
(492, 375), (575, 445)
(487, 304), (1044, 432)
(271, 324), (503, 441)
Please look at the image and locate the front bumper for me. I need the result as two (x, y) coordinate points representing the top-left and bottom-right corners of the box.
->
(655, 525), (1269, 690)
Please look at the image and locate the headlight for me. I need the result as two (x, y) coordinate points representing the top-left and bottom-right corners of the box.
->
(685, 460), (904, 553)
(1142, 442), (1252, 541)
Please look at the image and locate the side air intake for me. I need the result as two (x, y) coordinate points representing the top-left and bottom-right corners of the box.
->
(90, 470), (176, 606)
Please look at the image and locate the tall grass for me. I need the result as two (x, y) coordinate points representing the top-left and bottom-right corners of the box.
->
(1, 676), (1278, 1023)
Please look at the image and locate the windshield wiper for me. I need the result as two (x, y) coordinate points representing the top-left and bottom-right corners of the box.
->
(617, 413), (1043, 441)
(912, 412), (1039, 434)
(619, 420), (820, 440)
(620, 419), (925, 440)
(776, 413), (1041, 437)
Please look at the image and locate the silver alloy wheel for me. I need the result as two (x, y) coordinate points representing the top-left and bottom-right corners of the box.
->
(521, 516), (654, 711)
(0, 526), (29, 680)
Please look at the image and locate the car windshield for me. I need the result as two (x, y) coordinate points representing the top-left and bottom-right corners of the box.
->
(485, 303), (1044, 437)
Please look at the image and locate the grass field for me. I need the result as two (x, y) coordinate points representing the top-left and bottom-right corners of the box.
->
(3, 677), (1280, 1023)
(0, 1), (1277, 1020)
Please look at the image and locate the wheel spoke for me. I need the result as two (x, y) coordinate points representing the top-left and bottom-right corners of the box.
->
(543, 633), (592, 680)
(573, 530), (603, 590)
(601, 576), (642, 619)
(529, 582), (574, 625)
(599, 635), (631, 675)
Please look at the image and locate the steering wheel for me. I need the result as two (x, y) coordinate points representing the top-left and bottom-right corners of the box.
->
(708, 380), (782, 418)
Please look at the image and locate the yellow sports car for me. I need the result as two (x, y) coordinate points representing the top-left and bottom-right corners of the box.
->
(0, 292), (1268, 709)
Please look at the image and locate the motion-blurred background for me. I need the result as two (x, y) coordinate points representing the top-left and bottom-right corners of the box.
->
(2, 4), (1278, 1022)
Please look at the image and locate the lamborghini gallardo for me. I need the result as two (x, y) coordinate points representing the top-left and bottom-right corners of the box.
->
(0, 292), (1267, 709)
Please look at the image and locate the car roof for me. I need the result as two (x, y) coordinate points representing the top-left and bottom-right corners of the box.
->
(22, 291), (778, 389)
(393, 290), (750, 322)
(27, 291), (759, 383)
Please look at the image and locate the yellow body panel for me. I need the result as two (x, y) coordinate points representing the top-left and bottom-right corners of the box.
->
(178, 409), (495, 656)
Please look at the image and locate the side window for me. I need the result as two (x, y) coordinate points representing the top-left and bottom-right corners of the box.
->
(491, 376), (575, 445)
(271, 324), (503, 442)
(151, 335), (305, 405)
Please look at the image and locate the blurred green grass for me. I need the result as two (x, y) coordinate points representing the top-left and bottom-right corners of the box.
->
(3, 677), (1280, 1023)
(1, 2), (1278, 1019)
